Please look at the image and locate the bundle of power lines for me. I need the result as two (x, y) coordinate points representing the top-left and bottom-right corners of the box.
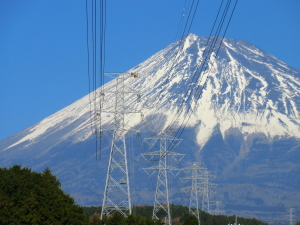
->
(85, 0), (238, 157)
(147, 0), (239, 151)
(130, 0), (239, 153)
(86, 0), (106, 159)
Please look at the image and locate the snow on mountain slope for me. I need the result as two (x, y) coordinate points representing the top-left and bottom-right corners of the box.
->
(3, 34), (300, 152)
(119, 33), (300, 148)
(4, 95), (92, 151)
(1, 33), (300, 223)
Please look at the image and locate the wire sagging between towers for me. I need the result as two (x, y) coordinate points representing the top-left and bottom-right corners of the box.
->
(86, 0), (106, 160)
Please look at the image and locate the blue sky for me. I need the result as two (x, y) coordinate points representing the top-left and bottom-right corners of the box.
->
(1, 0), (300, 141)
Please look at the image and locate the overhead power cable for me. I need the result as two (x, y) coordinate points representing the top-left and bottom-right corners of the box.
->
(97, 0), (106, 160)
(148, 0), (200, 108)
(166, 0), (228, 122)
(86, 0), (93, 135)
(86, 0), (107, 160)
(164, 0), (227, 131)
(167, 0), (239, 151)
(130, 0), (201, 157)
(134, 0), (200, 112)
(168, 2), (236, 151)
(135, 0), (230, 157)
(174, 0), (189, 41)
(115, 0), (201, 158)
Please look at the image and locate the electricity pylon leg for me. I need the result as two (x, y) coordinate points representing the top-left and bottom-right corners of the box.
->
(101, 134), (131, 218)
(153, 136), (171, 225)
(189, 165), (200, 225)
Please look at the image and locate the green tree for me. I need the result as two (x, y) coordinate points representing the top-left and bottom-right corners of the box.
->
(105, 212), (126, 225)
(82, 206), (102, 217)
(183, 214), (198, 225)
(0, 165), (89, 224)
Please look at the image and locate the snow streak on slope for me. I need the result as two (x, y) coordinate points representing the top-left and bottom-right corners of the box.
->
(4, 34), (300, 153)
(121, 34), (300, 148)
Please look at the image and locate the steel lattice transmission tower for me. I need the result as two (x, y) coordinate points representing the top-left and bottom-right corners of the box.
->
(201, 170), (216, 214)
(212, 201), (225, 215)
(100, 72), (141, 219)
(142, 131), (185, 225)
(288, 208), (295, 225)
(181, 162), (205, 225)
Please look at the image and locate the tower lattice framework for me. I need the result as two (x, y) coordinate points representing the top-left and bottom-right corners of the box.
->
(143, 131), (184, 225)
(289, 208), (295, 225)
(181, 162), (205, 225)
(100, 72), (141, 218)
(201, 170), (216, 214)
(212, 201), (225, 215)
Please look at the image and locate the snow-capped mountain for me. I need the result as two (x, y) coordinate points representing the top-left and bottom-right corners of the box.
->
(1, 34), (299, 223)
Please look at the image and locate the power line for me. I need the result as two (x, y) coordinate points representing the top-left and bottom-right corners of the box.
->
(174, 0), (188, 41)
(124, 0), (202, 157)
(167, 0), (230, 127)
(174, 0), (239, 140)
(86, 0), (107, 160)
(136, 0), (200, 111)
(97, 0), (106, 160)
(166, 0), (239, 151)
(86, 0), (94, 136)
(164, 0), (226, 133)
(128, 1), (236, 155)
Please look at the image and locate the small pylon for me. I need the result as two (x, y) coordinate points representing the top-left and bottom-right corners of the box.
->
(181, 162), (205, 225)
(201, 170), (216, 214)
(142, 130), (185, 225)
(288, 208), (295, 225)
(212, 201), (225, 215)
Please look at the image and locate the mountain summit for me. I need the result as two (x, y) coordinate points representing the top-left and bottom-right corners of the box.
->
(1, 34), (299, 223)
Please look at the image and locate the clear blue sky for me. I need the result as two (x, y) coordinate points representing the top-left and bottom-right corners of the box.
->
(1, 0), (299, 141)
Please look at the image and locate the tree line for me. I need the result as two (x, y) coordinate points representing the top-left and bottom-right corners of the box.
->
(0, 165), (286, 224)
(82, 205), (268, 225)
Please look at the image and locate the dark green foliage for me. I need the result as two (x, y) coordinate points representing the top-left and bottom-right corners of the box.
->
(99, 211), (164, 225)
(85, 205), (268, 225)
(296, 222), (300, 225)
(104, 211), (126, 225)
(170, 204), (190, 222)
(183, 215), (198, 225)
(132, 205), (154, 218)
(90, 213), (103, 225)
(82, 206), (164, 225)
(82, 205), (102, 217)
(0, 165), (89, 224)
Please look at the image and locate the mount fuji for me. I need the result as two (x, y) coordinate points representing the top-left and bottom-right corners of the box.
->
(1, 34), (299, 223)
